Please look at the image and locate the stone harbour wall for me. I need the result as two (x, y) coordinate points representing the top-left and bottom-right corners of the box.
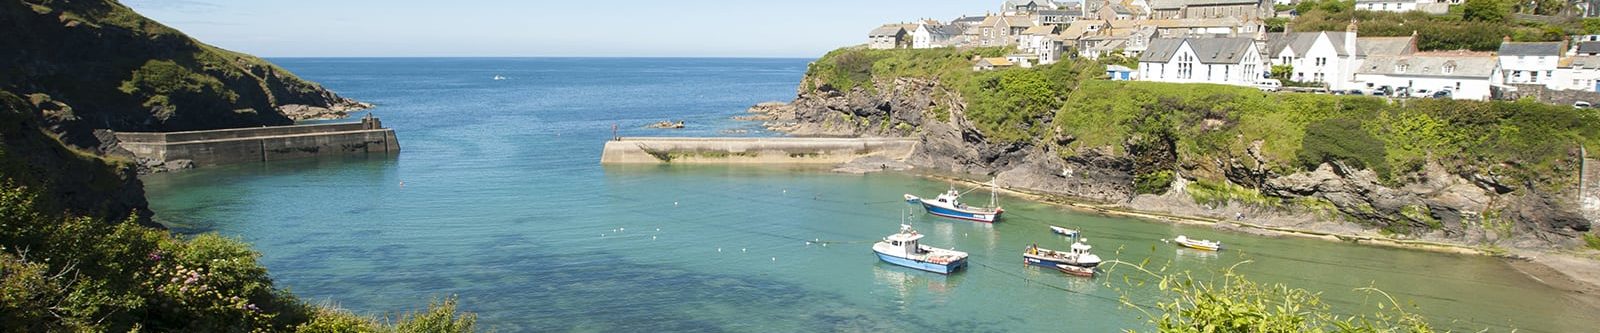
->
(114, 117), (399, 169)
(600, 137), (918, 165)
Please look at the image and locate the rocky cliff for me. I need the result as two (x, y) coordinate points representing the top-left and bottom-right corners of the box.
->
(1, 0), (367, 153)
(754, 47), (1598, 250)
(0, 0), (367, 223)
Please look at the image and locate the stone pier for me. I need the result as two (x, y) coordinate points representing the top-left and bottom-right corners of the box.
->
(113, 116), (399, 168)
(600, 137), (917, 165)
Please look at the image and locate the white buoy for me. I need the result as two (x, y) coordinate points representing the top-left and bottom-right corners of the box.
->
(742, 248), (747, 253)
(674, 201), (679, 206)
(822, 243), (828, 247)
(652, 236), (657, 240)
(771, 257), (776, 261)
(717, 248), (722, 252)
(656, 228), (661, 232)
(620, 227), (626, 232)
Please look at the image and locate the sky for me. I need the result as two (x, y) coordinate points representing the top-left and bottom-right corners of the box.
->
(123, 0), (996, 58)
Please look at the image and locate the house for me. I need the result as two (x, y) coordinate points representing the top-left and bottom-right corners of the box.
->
(1097, 3), (1138, 20)
(974, 15), (1038, 46)
(1357, 36), (1419, 57)
(1107, 65), (1137, 80)
(868, 24), (912, 49)
(1264, 31), (1358, 89)
(1037, 9), (1080, 25)
(1138, 37), (1265, 86)
(1354, 52), (1504, 100)
(1003, 0), (1072, 15)
(1355, 0), (1449, 13)
(1020, 25), (1061, 59)
(1553, 56), (1600, 92)
(1150, 0), (1270, 20)
(1007, 54), (1041, 68)
(912, 21), (963, 49)
(974, 57), (1016, 71)
(1498, 41), (1562, 86)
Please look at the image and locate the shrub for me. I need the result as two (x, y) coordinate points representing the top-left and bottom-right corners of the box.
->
(1135, 170), (1175, 195)
(1111, 261), (1436, 333)
(1584, 233), (1600, 251)
(1299, 118), (1390, 178)
(393, 296), (477, 333)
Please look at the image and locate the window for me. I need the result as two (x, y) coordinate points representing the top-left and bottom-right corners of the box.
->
(1455, 82), (1462, 91)
(1315, 57), (1327, 66)
(1314, 73), (1324, 82)
(1532, 71), (1540, 83)
(1395, 64), (1408, 73)
(1443, 66), (1454, 75)
(1224, 66), (1230, 80)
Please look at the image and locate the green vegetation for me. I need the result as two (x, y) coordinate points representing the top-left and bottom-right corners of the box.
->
(0, 180), (479, 332)
(1399, 205), (1444, 230)
(1584, 232), (1600, 251)
(1113, 262), (1435, 333)
(809, 47), (1103, 142)
(119, 59), (239, 118)
(1186, 179), (1283, 208)
(1135, 170), (1175, 195)
(1057, 81), (1600, 187)
(1290, 0), (1576, 51)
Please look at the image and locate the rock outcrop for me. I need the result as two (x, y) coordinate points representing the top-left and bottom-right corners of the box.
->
(752, 70), (1594, 250)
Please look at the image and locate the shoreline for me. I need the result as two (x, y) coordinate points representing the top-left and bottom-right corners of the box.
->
(914, 173), (1600, 306)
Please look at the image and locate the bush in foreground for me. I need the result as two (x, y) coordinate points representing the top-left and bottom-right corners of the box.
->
(1110, 261), (1435, 332)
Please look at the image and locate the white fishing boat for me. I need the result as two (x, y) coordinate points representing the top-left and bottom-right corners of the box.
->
(1023, 240), (1102, 268)
(492, 75), (507, 80)
(1173, 235), (1222, 251)
(905, 180), (1004, 223)
(872, 224), (969, 274)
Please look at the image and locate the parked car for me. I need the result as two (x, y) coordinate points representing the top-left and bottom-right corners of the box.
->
(1255, 79), (1282, 92)
(1373, 86), (1393, 96)
(1576, 101), (1592, 108)
(1431, 90), (1452, 99)
(1346, 89), (1365, 96)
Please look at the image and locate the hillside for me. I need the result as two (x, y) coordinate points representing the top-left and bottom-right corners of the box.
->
(759, 47), (1600, 250)
(0, 0), (366, 152)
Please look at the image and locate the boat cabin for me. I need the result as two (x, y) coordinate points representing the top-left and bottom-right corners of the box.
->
(884, 225), (927, 256)
(1070, 242), (1093, 256)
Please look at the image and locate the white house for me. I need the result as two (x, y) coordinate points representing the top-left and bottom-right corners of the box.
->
(1354, 52), (1503, 100)
(1265, 31), (1359, 89)
(1138, 37), (1264, 86)
(1498, 41), (1562, 86)
(1553, 56), (1600, 92)
(868, 24), (911, 49)
(912, 22), (963, 49)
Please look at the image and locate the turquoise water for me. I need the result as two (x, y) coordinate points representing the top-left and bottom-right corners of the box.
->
(142, 58), (1594, 332)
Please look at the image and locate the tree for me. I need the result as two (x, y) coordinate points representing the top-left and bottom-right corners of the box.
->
(1270, 65), (1294, 81)
(1462, 0), (1509, 22)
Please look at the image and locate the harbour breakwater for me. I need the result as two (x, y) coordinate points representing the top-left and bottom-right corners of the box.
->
(600, 137), (916, 166)
(113, 116), (399, 171)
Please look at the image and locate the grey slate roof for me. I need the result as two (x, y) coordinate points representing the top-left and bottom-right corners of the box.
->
(1579, 41), (1600, 54)
(1140, 37), (1257, 64)
(1264, 32), (1350, 58)
(1566, 56), (1600, 68)
(1357, 54), (1498, 78)
(869, 25), (906, 36)
(952, 16), (987, 25)
(1498, 42), (1562, 56)
(1357, 37), (1415, 56)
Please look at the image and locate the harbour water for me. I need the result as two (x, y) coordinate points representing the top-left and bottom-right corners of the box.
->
(142, 58), (1593, 332)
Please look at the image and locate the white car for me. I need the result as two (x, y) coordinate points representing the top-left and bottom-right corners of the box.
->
(1575, 101), (1592, 108)
(1254, 79), (1282, 92)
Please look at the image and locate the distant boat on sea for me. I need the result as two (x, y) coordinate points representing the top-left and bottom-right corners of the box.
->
(1049, 226), (1078, 237)
(872, 224), (968, 274)
(905, 180), (1003, 223)
(1173, 235), (1222, 251)
(492, 75), (507, 80)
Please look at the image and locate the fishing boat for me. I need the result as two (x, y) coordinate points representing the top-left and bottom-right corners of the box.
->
(492, 75), (507, 80)
(1023, 241), (1102, 268)
(904, 181), (1004, 223)
(1173, 235), (1222, 251)
(872, 224), (969, 274)
(1049, 226), (1079, 237)
(1057, 265), (1095, 277)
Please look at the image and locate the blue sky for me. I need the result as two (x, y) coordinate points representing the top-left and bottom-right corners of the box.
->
(123, 0), (992, 58)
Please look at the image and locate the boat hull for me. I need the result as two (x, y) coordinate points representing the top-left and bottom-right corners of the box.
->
(875, 251), (966, 274)
(1176, 242), (1221, 251)
(1023, 254), (1101, 269)
(916, 201), (1001, 223)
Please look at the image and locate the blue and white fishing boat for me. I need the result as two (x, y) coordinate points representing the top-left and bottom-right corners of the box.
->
(873, 224), (969, 274)
(1049, 226), (1079, 237)
(904, 181), (1004, 223)
(1023, 241), (1102, 268)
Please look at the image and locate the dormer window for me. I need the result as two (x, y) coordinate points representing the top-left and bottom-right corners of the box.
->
(1443, 65), (1455, 74)
(1394, 62), (1409, 73)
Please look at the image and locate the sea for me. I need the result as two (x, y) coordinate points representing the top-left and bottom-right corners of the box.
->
(140, 58), (1593, 332)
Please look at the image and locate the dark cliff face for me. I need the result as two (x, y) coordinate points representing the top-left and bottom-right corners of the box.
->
(0, 91), (149, 224)
(774, 71), (1593, 249)
(0, 0), (361, 151)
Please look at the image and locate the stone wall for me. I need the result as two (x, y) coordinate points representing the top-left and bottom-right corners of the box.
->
(1505, 84), (1600, 106)
(600, 137), (918, 165)
(114, 117), (399, 168)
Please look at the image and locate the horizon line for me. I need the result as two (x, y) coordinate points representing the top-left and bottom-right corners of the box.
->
(260, 55), (825, 60)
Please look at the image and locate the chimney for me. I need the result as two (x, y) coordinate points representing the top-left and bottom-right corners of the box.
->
(1503, 35), (1512, 43)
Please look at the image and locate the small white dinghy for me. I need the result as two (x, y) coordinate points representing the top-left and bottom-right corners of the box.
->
(1049, 226), (1079, 237)
(1173, 235), (1222, 251)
